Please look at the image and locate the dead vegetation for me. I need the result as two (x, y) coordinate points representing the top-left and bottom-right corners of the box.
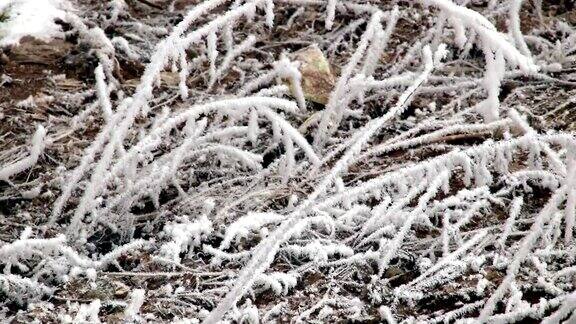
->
(1, 0), (576, 323)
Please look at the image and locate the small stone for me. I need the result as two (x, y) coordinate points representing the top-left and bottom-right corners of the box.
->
(289, 45), (335, 105)
(384, 266), (404, 278)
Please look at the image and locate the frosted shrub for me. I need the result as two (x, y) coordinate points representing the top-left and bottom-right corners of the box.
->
(4, 0), (576, 322)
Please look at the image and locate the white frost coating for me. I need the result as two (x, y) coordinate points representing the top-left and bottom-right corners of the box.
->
(0, 125), (46, 181)
(0, 0), (72, 46)
(541, 291), (576, 324)
(207, 29), (219, 85)
(264, 0), (274, 28)
(50, 0), (261, 224)
(209, 35), (257, 88)
(477, 48), (505, 121)
(106, 0), (127, 26)
(0, 233), (65, 272)
(219, 212), (285, 250)
(0, 274), (53, 303)
(63, 96), (301, 233)
(361, 6), (399, 77)
(498, 196), (524, 248)
(378, 306), (396, 323)
(361, 119), (511, 160)
(112, 36), (139, 60)
(160, 215), (213, 263)
(124, 289), (146, 321)
(423, 0), (538, 73)
(509, 0), (531, 57)
(253, 272), (298, 295)
(478, 163), (576, 320)
(274, 57), (306, 111)
(377, 171), (448, 275)
(203, 45), (446, 324)
(248, 108), (259, 144)
(314, 11), (384, 148)
(565, 160), (576, 245)
(5, 0), (574, 321)
(95, 65), (113, 121)
(179, 48), (190, 100)
(256, 107), (320, 165)
(73, 300), (101, 323)
(325, 0), (337, 30)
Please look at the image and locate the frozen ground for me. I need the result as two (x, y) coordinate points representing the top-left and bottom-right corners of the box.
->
(0, 0), (72, 46)
(1, 0), (576, 322)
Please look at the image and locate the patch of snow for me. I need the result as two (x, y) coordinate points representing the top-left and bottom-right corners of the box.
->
(0, 0), (72, 46)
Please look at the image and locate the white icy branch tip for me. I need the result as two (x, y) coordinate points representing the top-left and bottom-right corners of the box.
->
(0, 125), (47, 181)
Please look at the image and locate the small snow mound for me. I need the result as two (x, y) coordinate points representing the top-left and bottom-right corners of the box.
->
(0, 0), (72, 46)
